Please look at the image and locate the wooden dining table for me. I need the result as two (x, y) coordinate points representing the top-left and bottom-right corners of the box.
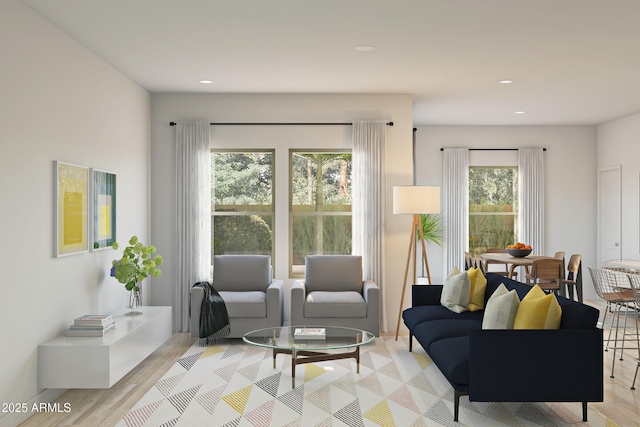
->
(480, 252), (555, 281)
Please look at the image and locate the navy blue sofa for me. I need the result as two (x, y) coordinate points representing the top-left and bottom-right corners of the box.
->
(402, 272), (603, 422)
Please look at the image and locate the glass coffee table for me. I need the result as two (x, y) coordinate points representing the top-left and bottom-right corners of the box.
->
(243, 326), (375, 388)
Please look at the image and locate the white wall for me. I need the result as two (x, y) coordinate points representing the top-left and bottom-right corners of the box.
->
(414, 126), (598, 299)
(0, 2), (631, 424)
(597, 113), (640, 259)
(0, 2), (150, 426)
(150, 93), (414, 333)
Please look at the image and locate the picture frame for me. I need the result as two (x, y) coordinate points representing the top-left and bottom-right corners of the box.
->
(90, 168), (117, 251)
(54, 161), (89, 257)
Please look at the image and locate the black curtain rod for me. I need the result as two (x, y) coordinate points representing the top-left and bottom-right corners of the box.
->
(439, 148), (546, 151)
(170, 121), (393, 127)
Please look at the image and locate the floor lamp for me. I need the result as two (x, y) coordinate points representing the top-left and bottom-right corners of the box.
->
(393, 186), (441, 340)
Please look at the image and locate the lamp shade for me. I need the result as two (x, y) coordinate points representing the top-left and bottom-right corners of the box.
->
(393, 186), (440, 215)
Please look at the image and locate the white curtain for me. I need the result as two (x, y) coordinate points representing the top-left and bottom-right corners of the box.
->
(518, 148), (544, 254)
(175, 121), (211, 332)
(442, 148), (469, 273)
(352, 121), (386, 329)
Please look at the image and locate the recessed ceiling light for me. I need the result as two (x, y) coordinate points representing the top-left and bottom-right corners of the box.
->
(354, 45), (375, 52)
(499, 80), (513, 84)
(515, 111), (525, 114)
(199, 80), (213, 84)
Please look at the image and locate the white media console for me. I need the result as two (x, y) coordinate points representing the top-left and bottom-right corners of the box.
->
(38, 306), (172, 389)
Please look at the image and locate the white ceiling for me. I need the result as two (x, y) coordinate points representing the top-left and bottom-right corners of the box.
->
(20, 0), (640, 126)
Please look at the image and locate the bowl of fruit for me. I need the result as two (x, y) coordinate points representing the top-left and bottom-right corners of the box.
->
(506, 243), (532, 258)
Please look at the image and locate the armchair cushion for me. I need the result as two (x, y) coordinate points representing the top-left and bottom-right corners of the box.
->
(218, 291), (266, 318)
(213, 255), (272, 292)
(305, 291), (367, 318)
(304, 255), (363, 293)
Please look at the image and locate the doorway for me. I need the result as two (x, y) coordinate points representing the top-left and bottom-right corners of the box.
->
(598, 165), (622, 263)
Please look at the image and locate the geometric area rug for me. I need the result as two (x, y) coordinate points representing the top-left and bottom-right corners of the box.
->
(116, 336), (616, 427)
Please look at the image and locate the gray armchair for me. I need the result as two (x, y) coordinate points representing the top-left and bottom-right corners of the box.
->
(191, 255), (284, 339)
(291, 255), (380, 336)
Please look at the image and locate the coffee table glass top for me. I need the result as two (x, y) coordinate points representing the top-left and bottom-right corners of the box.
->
(243, 326), (375, 351)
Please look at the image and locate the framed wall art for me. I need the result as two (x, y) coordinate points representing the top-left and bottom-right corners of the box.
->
(91, 168), (117, 251)
(54, 161), (89, 257)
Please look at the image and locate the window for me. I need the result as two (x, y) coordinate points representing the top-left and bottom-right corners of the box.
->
(468, 167), (518, 255)
(211, 151), (274, 259)
(290, 150), (352, 276)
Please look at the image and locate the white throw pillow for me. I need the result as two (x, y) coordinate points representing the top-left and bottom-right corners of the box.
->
(482, 283), (520, 329)
(440, 266), (470, 313)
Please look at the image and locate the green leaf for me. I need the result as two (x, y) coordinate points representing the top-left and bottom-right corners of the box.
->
(110, 236), (162, 289)
(419, 213), (446, 247)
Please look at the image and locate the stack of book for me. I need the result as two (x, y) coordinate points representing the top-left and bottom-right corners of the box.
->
(294, 327), (326, 340)
(65, 315), (116, 337)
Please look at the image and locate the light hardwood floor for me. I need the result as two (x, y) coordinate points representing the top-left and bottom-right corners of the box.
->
(588, 299), (640, 427)
(20, 303), (640, 427)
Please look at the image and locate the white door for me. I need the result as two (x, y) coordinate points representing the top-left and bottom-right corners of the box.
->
(598, 165), (621, 263)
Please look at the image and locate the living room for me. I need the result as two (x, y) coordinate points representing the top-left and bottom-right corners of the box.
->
(3, 1), (640, 426)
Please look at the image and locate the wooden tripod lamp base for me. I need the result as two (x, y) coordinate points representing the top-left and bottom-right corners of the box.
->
(392, 186), (440, 341)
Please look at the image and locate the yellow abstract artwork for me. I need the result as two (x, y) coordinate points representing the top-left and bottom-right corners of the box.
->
(55, 161), (88, 256)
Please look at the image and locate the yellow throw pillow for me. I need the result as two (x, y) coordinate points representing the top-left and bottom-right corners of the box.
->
(513, 285), (562, 329)
(467, 267), (487, 311)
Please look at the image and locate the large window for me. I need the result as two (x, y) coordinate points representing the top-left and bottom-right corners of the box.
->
(211, 151), (274, 259)
(469, 167), (518, 255)
(290, 150), (352, 275)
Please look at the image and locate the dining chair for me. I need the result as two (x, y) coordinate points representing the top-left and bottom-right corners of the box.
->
(554, 251), (566, 280)
(464, 251), (474, 270)
(474, 255), (486, 273)
(588, 266), (638, 378)
(560, 254), (583, 302)
(623, 272), (640, 389)
(525, 258), (564, 294)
